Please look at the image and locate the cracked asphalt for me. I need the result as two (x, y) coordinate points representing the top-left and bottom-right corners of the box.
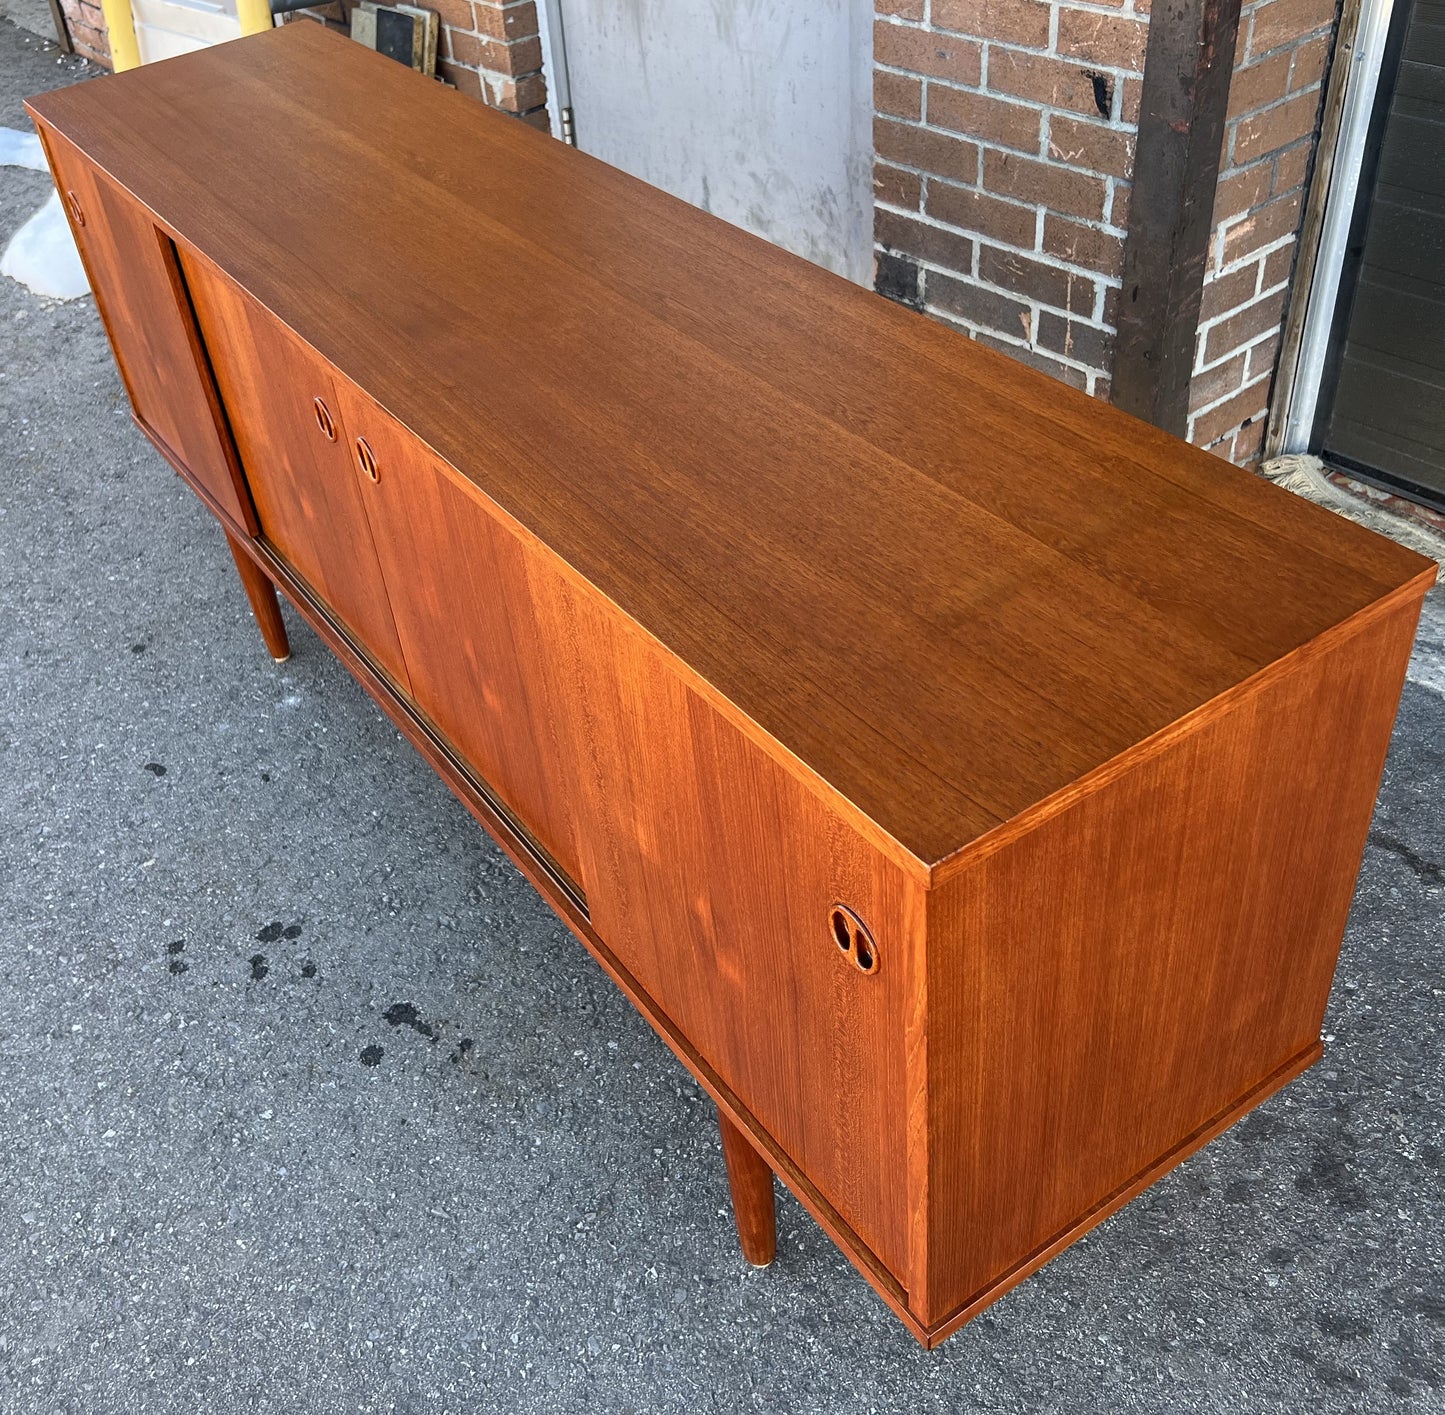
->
(1, 17), (1443, 1413)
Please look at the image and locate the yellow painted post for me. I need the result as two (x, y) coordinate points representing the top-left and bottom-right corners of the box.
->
(97, 0), (142, 70)
(235, 0), (274, 35)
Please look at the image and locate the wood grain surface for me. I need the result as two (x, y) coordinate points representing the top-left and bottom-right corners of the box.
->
(178, 242), (921, 1278)
(37, 125), (256, 533)
(912, 588), (1427, 1328)
(180, 249), (413, 693)
(27, 24), (1435, 878)
(224, 528), (291, 662)
(719, 1112), (778, 1268)
(329, 373), (590, 892)
(26, 36), (1437, 1348)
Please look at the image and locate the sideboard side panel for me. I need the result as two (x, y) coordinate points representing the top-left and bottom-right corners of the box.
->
(918, 589), (1426, 1328)
(34, 124), (255, 533)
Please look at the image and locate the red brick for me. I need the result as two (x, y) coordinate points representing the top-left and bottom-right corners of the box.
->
(983, 148), (1108, 220)
(988, 47), (1114, 118)
(1035, 310), (1113, 369)
(933, 0), (1050, 47)
(876, 68), (924, 120)
(1227, 52), (1291, 118)
(438, 59), (484, 99)
(1220, 190), (1302, 264)
(875, 161), (924, 210)
(446, 29), (481, 64)
(1055, 10), (1149, 72)
(929, 85), (1042, 154)
(875, 117), (981, 184)
(928, 180), (1038, 246)
(1201, 287), (1287, 364)
(1261, 241), (1296, 289)
(978, 244), (1097, 313)
(1199, 259), (1262, 322)
(1110, 180), (1130, 229)
(488, 71), (547, 112)
(1291, 32), (1333, 89)
(506, 35), (544, 73)
(428, 0), (475, 31)
(926, 270), (1034, 338)
(1189, 349), (1249, 414)
(976, 332), (1091, 389)
(67, 19), (103, 50)
(517, 107), (551, 132)
(1249, 0), (1337, 57)
(1272, 139), (1312, 195)
(878, 0), (926, 17)
(1212, 159), (1274, 224)
(875, 21), (983, 85)
(1120, 75), (1142, 123)
(471, 0), (538, 42)
(1233, 416), (1267, 465)
(1233, 90), (1319, 163)
(1102, 283), (1120, 327)
(1246, 332), (1281, 382)
(449, 30), (542, 73)
(1190, 378), (1269, 447)
(1047, 114), (1135, 177)
(1042, 213), (1125, 274)
(876, 207), (977, 275)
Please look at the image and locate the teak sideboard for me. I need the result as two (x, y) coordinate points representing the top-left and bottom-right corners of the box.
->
(28, 23), (1436, 1347)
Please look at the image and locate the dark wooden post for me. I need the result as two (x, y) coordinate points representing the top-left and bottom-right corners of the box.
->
(1112, 0), (1244, 435)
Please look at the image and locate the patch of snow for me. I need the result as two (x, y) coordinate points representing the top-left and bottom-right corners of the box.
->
(0, 126), (47, 171)
(1, 190), (89, 300)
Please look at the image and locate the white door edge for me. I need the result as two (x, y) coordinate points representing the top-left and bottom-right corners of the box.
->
(1280, 0), (1397, 453)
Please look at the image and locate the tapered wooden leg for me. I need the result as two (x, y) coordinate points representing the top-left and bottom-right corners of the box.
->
(719, 1110), (776, 1267)
(225, 530), (291, 663)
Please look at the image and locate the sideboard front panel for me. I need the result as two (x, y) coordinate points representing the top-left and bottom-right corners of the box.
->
(520, 558), (919, 1284)
(38, 128), (253, 531)
(330, 382), (589, 893)
(181, 254), (413, 693)
(177, 247), (915, 1281)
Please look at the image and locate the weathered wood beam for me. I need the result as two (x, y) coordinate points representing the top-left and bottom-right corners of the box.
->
(1112, 0), (1243, 435)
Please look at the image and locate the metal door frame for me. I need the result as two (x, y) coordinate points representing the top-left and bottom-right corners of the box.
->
(1272, 0), (1402, 455)
(536, 0), (573, 145)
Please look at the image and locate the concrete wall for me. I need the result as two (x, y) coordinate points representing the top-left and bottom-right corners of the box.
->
(549, 0), (875, 284)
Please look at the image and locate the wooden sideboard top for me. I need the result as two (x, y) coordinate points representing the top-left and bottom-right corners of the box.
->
(29, 24), (1435, 879)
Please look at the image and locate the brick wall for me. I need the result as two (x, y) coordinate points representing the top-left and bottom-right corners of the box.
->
(429, 0), (548, 125)
(872, 0), (1150, 397)
(1186, 0), (1337, 463)
(58, 0), (110, 66)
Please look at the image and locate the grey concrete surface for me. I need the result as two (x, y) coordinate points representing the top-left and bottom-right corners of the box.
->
(1, 22), (1442, 1412)
(0, 0), (63, 48)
